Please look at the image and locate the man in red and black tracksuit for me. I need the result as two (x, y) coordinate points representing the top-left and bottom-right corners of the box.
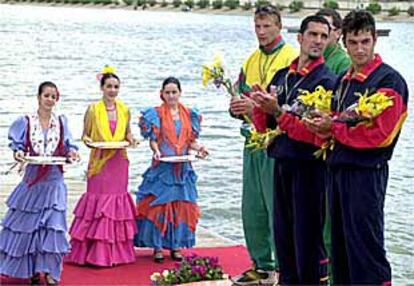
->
(307, 10), (409, 285)
(251, 15), (336, 285)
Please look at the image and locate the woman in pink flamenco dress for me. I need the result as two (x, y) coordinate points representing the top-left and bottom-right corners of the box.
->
(65, 69), (137, 267)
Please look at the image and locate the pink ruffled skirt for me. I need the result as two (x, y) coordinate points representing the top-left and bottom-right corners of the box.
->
(65, 151), (137, 266)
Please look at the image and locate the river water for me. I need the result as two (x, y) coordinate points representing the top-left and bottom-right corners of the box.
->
(0, 4), (413, 282)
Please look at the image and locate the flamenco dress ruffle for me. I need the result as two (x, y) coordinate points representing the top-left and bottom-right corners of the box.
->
(0, 166), (69, 281)
(65, 151), (137, 266)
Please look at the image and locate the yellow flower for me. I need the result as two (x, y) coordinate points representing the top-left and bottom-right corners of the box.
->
(102, 65), (116, 74)
(355, 90), (394, 118)
(201, 65), (213, 87)
(313, 138), (335, 160)
(212, 54), (222, 69)
(201, 54), (224, 87)
(298, 85), (332, 114)
(246, 127), (283, 151)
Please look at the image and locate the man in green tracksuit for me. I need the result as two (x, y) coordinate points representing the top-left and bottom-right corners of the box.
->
(316, 8), (351, 284)
(229, 5), (297, 285)
(317, 8), (351, 75)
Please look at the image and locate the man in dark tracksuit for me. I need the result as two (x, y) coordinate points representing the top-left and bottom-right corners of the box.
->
(251, 15), (337, 285)
(307, 10), (409, 285)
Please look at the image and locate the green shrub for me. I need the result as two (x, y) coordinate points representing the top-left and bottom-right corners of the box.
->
(124, 0), (134, 5)
(366, 2), (381, 15)
(276, 3), (285, 11)
(136, 0), (147, 6)
(289, 0), (303, 12)
(172, 0), (181, 7)
(388, 6), (399, 16)
(196, 0), (209, 8)
(224, 0), (238, 9)
(184, 0), (193, 8)
(408, 6), (414, 17)
(148, 0), (156, 6)
(160, 0), (168, 6)
(212, 0), (222, 9)
(101, 0), (112, 4)
(323, 0), (338, 9)
(242, 1), (252, 10)
(255, 0), (269, 7)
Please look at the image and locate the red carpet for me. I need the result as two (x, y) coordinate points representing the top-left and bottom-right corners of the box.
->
(0, 245), (251, 285)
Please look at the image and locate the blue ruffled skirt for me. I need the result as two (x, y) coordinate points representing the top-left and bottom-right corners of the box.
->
(134, 162), (200, 250)
(0, 165), (69, 281)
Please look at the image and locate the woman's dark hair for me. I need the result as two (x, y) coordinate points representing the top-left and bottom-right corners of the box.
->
(162, 76), (181, 92)
(38, 81), (58, 96)
(299, 15), (331, 34)
(100, 73), (120, 87)
(342, 10), (376, 44)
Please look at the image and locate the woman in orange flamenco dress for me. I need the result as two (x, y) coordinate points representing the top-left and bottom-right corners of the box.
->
(134, 77), (208, 263)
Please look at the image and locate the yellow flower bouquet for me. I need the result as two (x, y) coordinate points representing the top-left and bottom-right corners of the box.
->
(244, 127), (283, 151)
(294, 85), (334, 160)
(202, 55), (281, 151)
(294, 85), (333, 117)
(337, 89), (394, 125)
(317, 89), (395, 160)
(202, 54), (236, 97)
(355, 90), (394, 119)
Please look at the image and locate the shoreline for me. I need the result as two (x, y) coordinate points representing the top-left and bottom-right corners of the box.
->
(2, 1), (414, 23)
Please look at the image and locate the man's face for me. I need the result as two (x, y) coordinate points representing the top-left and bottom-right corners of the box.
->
(345, 29), (376, 69)
(322, 15), (341, 46)
(254, 15), (281, 47)
(298, 21), (330, 60)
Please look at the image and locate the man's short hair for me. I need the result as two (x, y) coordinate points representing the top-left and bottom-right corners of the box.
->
(299, 15), (331, 34)
(342, 10), (376, 43)
(316, 8), (343, 29)
(255, 5), (282, 24)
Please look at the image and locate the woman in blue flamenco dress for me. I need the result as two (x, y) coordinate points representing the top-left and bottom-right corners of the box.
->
(134, 77), (208, 263)
(0, 82), (79, 285)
